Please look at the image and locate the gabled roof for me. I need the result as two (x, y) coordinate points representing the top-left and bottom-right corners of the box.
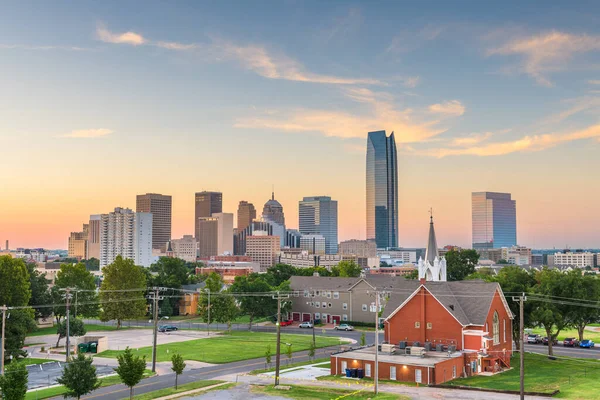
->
(289, 276), (361, 291)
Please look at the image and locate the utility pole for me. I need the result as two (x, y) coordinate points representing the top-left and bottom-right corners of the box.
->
(207, 288), (210, 337)
(65, 288), (72, 362)
(512, 292), (527, 400)
(74, 290), (78, 318)
(1, 305), (7, 375)
(374, 291), (380, 395)
(273, 291), (289, 386)
(148, 287), (163, 373)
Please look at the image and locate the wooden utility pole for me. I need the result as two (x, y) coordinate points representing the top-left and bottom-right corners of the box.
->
(273, 291), (289, 386)
(374, 291), (380, 395)
(65, 288), (72, 362)
(0, 305), (7, 375)
(148, 287), (163, 373)
(512, 293), (527, 400)
(207, 288), (211, 337)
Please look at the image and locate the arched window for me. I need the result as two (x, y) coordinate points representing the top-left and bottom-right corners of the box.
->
(493, 311), (500, 345)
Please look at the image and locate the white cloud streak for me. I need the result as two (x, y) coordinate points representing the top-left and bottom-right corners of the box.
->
(60, 129), (114, 138)
(96, 25), (146, 46)
(590, 80), (600, 85)
(428, 100), (465, 116)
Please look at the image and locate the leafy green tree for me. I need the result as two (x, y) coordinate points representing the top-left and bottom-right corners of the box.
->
(99, 256), (147, 329)
(4, 309), (36, 360)
(308, 341), (316, 361)
(265, 345), (272, 367)
(360, 332), (366, 346)
(264, 264), (297, 286)
(150, 257), (189, 288)
(561, 270), (600, 341)
(497, 259), (509, 265)
(159, 296), (174, 317)
(56, 318), (86, 348)
(335, 261), (363, 278)
(404, 270), (419, 280)
(57, 352), (100, 399)
(445, 249), (479, 281)
(0, 256), (31, 307)
(286, 344), (293, 363)
(84, 258), (100, 271)
(52, 263), (98, 324)
(230, 274), (277, 330)
(198, 273), (239, 330)
(26, 262), (52, 320)
(115, 347), (146, 400)
(0, 361), (28, 400)
(170, 353), (185, 389)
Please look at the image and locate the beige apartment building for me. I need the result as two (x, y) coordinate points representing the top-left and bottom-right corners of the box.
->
(170, 235), (198, 262)
(136, 193), (172, 251)
(339, 239), (377, 257)
(68, 224), (89, 259)
(87, 215), (101, 260)
(197, 213), (233, 257)
(246, 230), (280, 271)
(553, 251), (595, 268)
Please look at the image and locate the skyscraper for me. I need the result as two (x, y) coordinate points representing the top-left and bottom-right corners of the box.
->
(197, 213), (234, 257)
(195, 191), (222, 238)
(68, 224), (89, 259)
(99, 207), (153, 268)
(366, 130), (398, 249)
(237, 201), (256, 231)
(87, 215), (101, 260)
(299, 196), (338, 254)
(472, 192), (517, 249)
(136, 193), (172, 250)
(262, 192), (285, 226)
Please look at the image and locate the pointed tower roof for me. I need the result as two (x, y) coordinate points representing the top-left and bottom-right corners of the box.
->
(425, 211), (438, 264)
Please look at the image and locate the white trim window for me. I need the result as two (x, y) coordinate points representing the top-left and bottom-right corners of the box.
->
(342, 303), (348, 310)
(304, 290), (310, 298)
(365, 363), (372, 377)
(343, 314), (348, 321)
(322, 302), (327, 308)
(493, 312), (500, 345)
(452, 365), (456, 378)
(314, 313), (320, 320)
(333, 292), (339, 299)
(315, 302), (320, 308)
(503, 319), (506, 343)
(362, 304), (368, 311)
(327, 291), (332, 298)
(390, 366), (396, 380)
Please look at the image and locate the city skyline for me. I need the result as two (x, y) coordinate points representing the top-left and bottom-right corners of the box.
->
(1, 2), (599, 249)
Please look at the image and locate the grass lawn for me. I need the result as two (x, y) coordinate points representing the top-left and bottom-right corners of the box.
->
(252, 384), (408, 400)
(232, 315), (269, 324)
(27, 324), (132, 337)
(317, 375), (417, 387)
(448, 352), (600, 399)
(97, 331), (342, 364)
(131, 380), (225, 400)
(25, 370), (155, 400)
(318, 362), (331, 369)
(529, 327), (600, 342)
(250, 357), (330, 375)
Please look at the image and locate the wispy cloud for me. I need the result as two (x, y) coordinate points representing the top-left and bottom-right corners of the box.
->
(488, 30), (600, 86)
(428, 100), (465, 116)
(96, 25), (146, 46)
(386, 24), (444, 54)
(590, 80), (600, 85)
(0, 44), (90, 51)
(59, 129), (114, 138)
(156, 41), (198, 50)
(234, 88), (445, 143)
(450, 132), (494, 147)
(320, 8), (363, 43)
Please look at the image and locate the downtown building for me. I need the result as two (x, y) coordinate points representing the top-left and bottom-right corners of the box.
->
(366, 130), (399, 249)
(472, 192), (517, 249)
(68, 224), (89, 260)
(194, 191), (222, 239)
(99, 207), (153, 268)
(237, 201), (257, 232)
(168, 235), (198, 262)
(246, 230), (280, 271)
(87, 215), (101, 260)
(299, 196), (338, 254)
(136, 193), (172, 251)
(197, 213), (234, 258)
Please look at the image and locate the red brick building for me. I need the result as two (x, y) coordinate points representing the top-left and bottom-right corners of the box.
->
(330, 279), (513, 384)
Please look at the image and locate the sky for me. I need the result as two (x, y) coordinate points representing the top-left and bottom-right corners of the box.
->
(1, 1), (599, 250)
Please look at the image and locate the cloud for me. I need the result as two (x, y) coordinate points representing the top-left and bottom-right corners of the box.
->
(387, 24), (444, 54)
(321, 8), (363, 43)
(429, 100), (465, 116)
(590, 80), (600, 85)
(96, 25), (146, 46)
(60, 129), (114, 138)
(423, 124), (600, 157)
(450, 132), (494, 147)
(234, 88), (445, 143)
(0, 44), (90, 51)
(488, 31), (600, 86)
(156, 41), (198, 51)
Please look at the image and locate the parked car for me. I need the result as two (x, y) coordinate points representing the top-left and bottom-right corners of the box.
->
(527, 334), (542, 344)
(158, 325), (178, 332)
(279, 319), (293, 327)
(542, 337), (558, 346)
(580, 339), (595, 348)
(563, 338), (579, 347)
(334, 323), (354, 331)
(298, 321), (314, 329)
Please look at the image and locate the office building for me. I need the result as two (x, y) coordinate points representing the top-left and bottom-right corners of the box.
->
(472, 192), (517, 249)
(213, 212), (234, 255)
(87, 215), (101, 260)
(278, 252), (352, 269)
(299, 234), (326, 255)
(136, 193), (172, 251)
(169, 235), (198, 262)
(553, 251), (595, 268)
(366, 130), (398, 248)
(246, 231), (280, 271)
(477, 248), (503, 263)
(237, 201), (256, 231)
(299, 196), (338, 254)
(197, 213), (233, 257)
(339, 239), (377, 258)
(100, 207), (153, 268)
(501, 246), (531, 265)
(285, 229), (303, 248)
(194, 191), (222, 238)
(262, 191), (285, 226)
(68, 224), (88, 260)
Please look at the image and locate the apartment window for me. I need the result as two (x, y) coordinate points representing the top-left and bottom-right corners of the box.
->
(315, 313), (320, 320)
(328, 303), (332, 308)
(315, 302), (320, 308)
(333, 292), (339, 299)
(365, 363), (372, 377)
(294, 291), (300, 297)
(414, 322), (420, 328)
(315, 290), (320, 296)
(427, 322), (432, 330)
(362, 304), (368, 311)
(322, 302), (327, 308)
(343, 314), (348, 321)
(327, 291), (332, 298)
(342, 303), (348, 310)
(322, 313), (327, 321)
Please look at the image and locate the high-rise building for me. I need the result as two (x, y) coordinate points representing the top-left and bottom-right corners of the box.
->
(194, 191), (222, 238)
(87, 215), (101, 260)
(299, 234), (326, 255)
(100, 207), (153, 268)
(366, 130), (398, 249)
(169, 235), (198, 262)
(552, 251), (595, 268)
(472, 192), (517, 249)
(299, 196), (338, 254)
(136, 193), (172, 251)
(197, 213), (233, 257)
(339, 239), (377, 258)
(213, 212), (234, 255)
(262, 192), (285, 226)
(237, 201), (256, 231)
(68, 224), (89, 260)
(246, 231), (280, 271)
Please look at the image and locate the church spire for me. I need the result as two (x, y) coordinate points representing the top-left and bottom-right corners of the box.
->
(425, 209), (438, 265)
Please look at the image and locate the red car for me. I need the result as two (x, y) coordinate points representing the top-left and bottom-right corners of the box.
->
(563, 338), (579, 347)
(279, 319), (293, 327)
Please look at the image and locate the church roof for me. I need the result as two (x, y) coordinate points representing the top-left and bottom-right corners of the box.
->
(424, 215), (438, 264)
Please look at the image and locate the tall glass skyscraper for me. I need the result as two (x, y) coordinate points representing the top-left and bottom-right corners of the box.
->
(472, 192), (517, 249)
(366, 130), (398, 249)
(299, 196), (338, 254)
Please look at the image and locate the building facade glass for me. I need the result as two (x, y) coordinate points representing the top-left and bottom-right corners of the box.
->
(472, 192), (517, 249)
(299, 196), (338, 254)
(366, 131), (398, 248)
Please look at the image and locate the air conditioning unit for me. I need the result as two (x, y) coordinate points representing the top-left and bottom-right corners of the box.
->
(436, 344), (444, 352)
(381, 343), (395, 354)
(408, 346), (426, 357)
(413, 341), (421, 347)
(398, 341), (407, 349)
(424, 342), (432, 351)
(448, 345), (457, 353)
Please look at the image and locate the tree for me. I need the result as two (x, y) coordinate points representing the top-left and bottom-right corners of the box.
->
(99, 256), (147, 329)
(56, 318), (86, 348)
(360, 332), (366, 346)
(52, 263), (98, 325)
(198, 273), (239, 330)
(264, 264), (297, 287)
(562, 271), (600, 341)
(404, 270), (419, 280)
(115, 347), (146, 400)
(286, 344), (293, 364)
(4, 309), (36, 360)
(0, 361), (28, 400)
(333, 261), (362, 278)
(150, 257), (189, 289)
(265, 345), (272, 368)
(497, 259), (509, 265)
(308, 341), (316, 361)
(230, 275), (277, 330)
(170, 353), (185, 390)
(57, 352), (100, 399)
(84, 258), (100, 271)
(445, 249), (479, 281)
(26, 262), (52, 320)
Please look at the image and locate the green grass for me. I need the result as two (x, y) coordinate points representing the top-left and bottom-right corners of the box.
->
(27, 324), (132, 337)
(232, 315), (269, 324)
(448, 352), (600, 399)
(250, 357), (330, 375)
(25, 370), (155, 400)
(318, 362), (331, 369)
(317, 375), (417, 387)
(529, 327), (600, 342)
(131, 380), (224, 400)
(252, 384), (408, 400)
(97, 331), (342, 364)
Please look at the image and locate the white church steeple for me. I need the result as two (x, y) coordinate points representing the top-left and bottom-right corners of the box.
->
(418, 210), (447, 281)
